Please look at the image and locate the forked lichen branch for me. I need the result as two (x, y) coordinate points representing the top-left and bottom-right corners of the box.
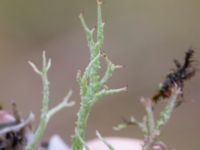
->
(72, 1), (126, 150)
(114, 86), (181, 150)
(25, 52), (74, 150)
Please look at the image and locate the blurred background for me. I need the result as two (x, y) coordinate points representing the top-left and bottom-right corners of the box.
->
(0, 0), (200, 149)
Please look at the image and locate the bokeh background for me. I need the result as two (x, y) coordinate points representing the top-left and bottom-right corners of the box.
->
(0, 0), (200, 149)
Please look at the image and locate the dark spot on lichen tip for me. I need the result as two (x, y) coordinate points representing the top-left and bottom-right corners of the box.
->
(124, 85), (128, 92)
(121, 65), (125, 68)
(100, 51), (107, 57)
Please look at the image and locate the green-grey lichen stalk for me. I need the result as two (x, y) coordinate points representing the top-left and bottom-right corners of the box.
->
(114, 86), (180, 150)
(96, 131), (115, 150)
(25, 52), (74, 150)
(141, 87), (180, 150)
(72, 1), (127, 150)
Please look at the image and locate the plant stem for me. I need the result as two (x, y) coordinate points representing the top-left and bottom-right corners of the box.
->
(72, 99), (92, 150)
(72, 1), (126, 150)
(26, 52), (74, 150)
(142, 87), (180, 150)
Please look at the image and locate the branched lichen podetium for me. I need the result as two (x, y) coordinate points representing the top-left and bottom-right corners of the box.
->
(25, 52), (75, 150)
(72, 1), (127, 150)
